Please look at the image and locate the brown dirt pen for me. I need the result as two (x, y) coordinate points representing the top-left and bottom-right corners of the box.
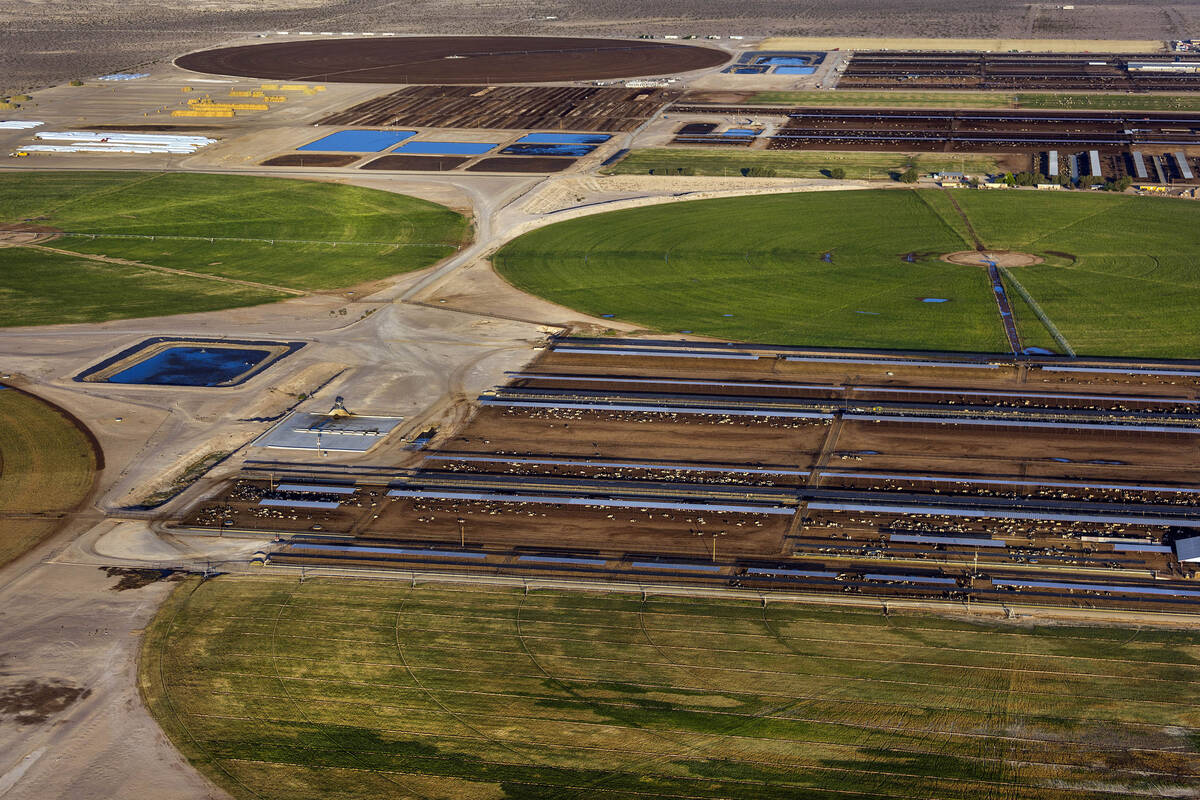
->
(176, 36), (729, 84)
(320, 85), (680, 133)
(260, 153), (360, 168)
(177, 347), (1200, 613)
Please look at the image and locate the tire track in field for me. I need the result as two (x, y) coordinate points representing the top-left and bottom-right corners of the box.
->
(205, 663), (1200, 748)
(266, 580), (436, 799)
(228, 627), (1200, 716)
(255, 596), (1200, 659)
(760, 601), (955, 797)
(509, 590), (809, 796)
(203, 682), (1200, 784)
(626, 596), (936, 798)
(390, 585), (540, 767)
(204, 661), (1200, 764)
(11, 242), (307, 295)
(155, 578), (269, 800)
(577, 597), (1059, 799)
(246, 626), (1199, 686)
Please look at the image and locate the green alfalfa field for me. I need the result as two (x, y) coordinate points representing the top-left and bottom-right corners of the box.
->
(494, 188), (1200, 358)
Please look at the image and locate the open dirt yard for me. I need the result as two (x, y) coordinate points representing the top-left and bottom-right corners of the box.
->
(0, 561), (224, 800)
(3, 0), (1199, 93)
(177, 37), (727, 84)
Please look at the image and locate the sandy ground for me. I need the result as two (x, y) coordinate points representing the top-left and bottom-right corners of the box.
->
(2, 0), (1196, 92)
(757, 36), (1166, 52)
(0, 281), (552, 514)
(0, 553), (226, 800)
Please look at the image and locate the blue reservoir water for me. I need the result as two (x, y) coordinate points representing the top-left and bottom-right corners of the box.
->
(108, 347), (270, 386)
(725, 128), (760, 136)
(760, 56), (813, 66)
(774, 66), (817, 75)
(299, 130), (416, 152)
(516, 133), (611, 145)
(922, 298), (949, 303)
(501, 142), (597, 157)
(394, 141), (497, 155)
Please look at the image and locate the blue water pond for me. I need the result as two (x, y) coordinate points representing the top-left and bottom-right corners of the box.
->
(760, 56), (814, 66)
(501, 142), (598, 157)
(516, 133), (611, 145)
(108, 347), (270, 386)
(299, 130), (416, 152)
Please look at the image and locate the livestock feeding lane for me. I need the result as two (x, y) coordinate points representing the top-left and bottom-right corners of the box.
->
(319, 85), (682, 134)
(179, 339), (1200, 616)
(839, 51), (1200, 92)
(672, 103), (1200, 155)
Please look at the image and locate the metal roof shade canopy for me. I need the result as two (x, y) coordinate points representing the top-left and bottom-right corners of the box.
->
(1175, 536), (1200, 562)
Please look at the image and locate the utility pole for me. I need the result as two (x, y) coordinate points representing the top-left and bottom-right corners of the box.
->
(712, 530), (726, 562)
(458, 517), (466, 548)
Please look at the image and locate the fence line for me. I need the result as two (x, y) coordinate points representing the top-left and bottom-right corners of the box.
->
(57, 231), (459, 248)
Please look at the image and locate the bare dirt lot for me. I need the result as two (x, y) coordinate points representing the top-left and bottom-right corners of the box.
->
(5, 0), (1200, 93)
(258, 153), (360, 167)
(176, 36), (728, 84)
(0, 561), (222, 800)
(467, 156), (577, 173)
(359, 154), (470, 171)
(319, 84), (681, 133)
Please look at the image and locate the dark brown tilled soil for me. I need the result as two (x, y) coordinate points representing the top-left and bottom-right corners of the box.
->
(360, 154), (470, 171)
(176, 36), (729, 84)
(259, 153), (360, 167)
(466, 156), (576, 173)
(321, 84), (677, 133)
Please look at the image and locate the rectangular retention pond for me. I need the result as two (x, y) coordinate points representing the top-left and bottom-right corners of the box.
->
(515, 133), (611, 145)
(76, 337), (304, 387)
(299, 130), (417, 151)
(108, 346), (271, 386)
(500, 142), (598, 157)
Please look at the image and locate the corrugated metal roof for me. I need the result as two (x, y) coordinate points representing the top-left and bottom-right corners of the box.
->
(1175, 151), (1194, 179)
(1131, 151), (1148, 179)
(1175, 536), (1200, 562)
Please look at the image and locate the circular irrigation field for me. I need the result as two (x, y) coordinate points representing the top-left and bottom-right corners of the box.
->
(175, 36), (730, 84)
(0, 171), (468, 326)
(494, 188), (1200, 358)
